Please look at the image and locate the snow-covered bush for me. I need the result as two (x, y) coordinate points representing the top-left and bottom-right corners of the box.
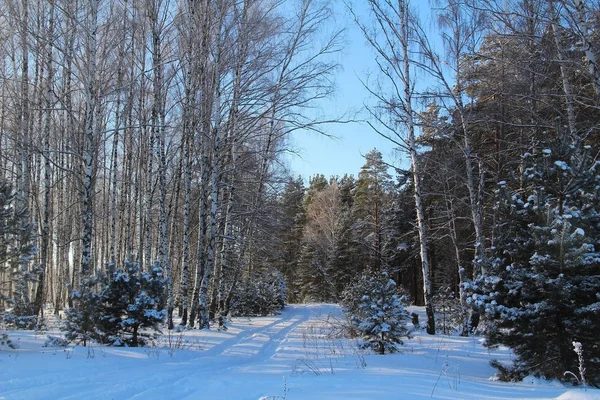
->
(468, 146), (600, 386)
(341, 272), (410, 354)
(63, 275), (105, 346)
(44, 335), (70, 348)
(98, 261), (166, 347)
(232, 269), (287, 317)
(63, 261), (166, 347)
(432, 286), (464, 335)
(0, 332), (16, 349)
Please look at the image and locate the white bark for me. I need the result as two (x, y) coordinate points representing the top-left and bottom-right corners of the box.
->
(34, 0), (55, 318)
(549, 0), (579, 145)
(198, 0), (226, 330)
(80, 0), (99, 278)
(573, 0), (600, 98)
(352, 0), (436, 334)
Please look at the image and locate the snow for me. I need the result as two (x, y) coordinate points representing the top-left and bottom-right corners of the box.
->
(555, 160), (570, 170)
(572, 228), (585, 237)
(0, 304), (598, 400)
(557, 390), (600, 400)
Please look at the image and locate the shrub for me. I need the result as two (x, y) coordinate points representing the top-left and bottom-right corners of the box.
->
(341, 272), (410, 354)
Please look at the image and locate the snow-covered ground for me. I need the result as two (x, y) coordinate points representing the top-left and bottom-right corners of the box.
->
(0, 304), (598, 400)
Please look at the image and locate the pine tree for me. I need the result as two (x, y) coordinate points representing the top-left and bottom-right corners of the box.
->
(63, 275), (104, 346)
(354, 150), (394, 272)
(231, 268), (286, 317)
(342, 272), (410, 354)
(99, 261), (166, 347)
(469, 145), (600, 386)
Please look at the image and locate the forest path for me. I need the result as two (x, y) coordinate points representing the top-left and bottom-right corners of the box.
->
(0, 304), (340, 400)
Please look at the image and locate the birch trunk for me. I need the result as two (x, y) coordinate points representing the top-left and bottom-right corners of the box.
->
(148, 0), (174, 329)
(573, 0), (600, 98)
(34, 0), (55, 318)
(199, 98), (222, 329)
(189, 0), (212, 328)
(199, 12), (226, 325)
(109, 3), (127, 266)
(178, 0), (199, 326)
(549, 0), (579, 145)
(80, 0), (99, 278)
(357, 0), (436, 334)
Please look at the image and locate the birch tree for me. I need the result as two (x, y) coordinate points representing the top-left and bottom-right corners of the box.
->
(421, 0), (490, 276)
(80, 0), (101, 279)
(33, 0), (56, 319)
(348, 0), (435, 334)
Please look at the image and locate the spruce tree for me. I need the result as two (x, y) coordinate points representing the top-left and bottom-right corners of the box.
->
(63, 261), (166, 347)
(469, 145), (600, 386)
(0, 178), (38, 329)
(275, 177), (306, 303)
(63, 275), (104, 346)
(99, 261), (166, 346)
(342, 272), (410, 354)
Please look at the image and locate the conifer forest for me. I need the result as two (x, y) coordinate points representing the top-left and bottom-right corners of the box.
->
(0, 0), (599, 388)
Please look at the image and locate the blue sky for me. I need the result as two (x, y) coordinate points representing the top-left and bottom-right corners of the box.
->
(284, 1), (402, 181)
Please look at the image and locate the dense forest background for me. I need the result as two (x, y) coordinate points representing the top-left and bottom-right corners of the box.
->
(0, 0), (599, 381)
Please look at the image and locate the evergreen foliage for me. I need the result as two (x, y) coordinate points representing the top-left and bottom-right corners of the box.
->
(63, 276), (104, 347)
(232, 268), (287, 317)
(353, 150), (394, 272)
(99, 261), (166, 346)
(64, 261), (166, 347)
(468, 145), (600, 386)
(342, 272), (410, 354)
(432, 286), (463, 335)
(274, 177), (306, 303)
(0, 178), (38, 329)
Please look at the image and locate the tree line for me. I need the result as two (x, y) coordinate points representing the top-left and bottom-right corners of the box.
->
(346, 0), (599, 385)
(0, 0), (340, 330)
(0, 0), (598, 386)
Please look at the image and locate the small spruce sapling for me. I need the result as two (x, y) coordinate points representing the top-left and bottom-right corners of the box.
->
(100, 260), (166, 346)
(0, 178), (39, 329)
(63, 276), (104, 346)
(342, 272), (410, 354)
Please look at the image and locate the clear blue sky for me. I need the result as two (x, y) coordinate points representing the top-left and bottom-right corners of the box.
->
(284, 2), (440, 181)
(284, 2), (402, 181)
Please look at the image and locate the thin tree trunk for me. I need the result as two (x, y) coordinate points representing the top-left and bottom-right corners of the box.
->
(80, 0), (99, 278)
(34, 0), (55, 319)
(398, 0), (435, 335)
(190, 0), (212, 329)
(573, 0), (600, 98)
(148, 0), (174, 329)
(549, 0), (579, 145)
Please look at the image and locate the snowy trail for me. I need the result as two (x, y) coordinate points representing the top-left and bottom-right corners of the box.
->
(0, 305), (326, 400)
(0, 304), (598, 400)
(207, 304), (312, 361)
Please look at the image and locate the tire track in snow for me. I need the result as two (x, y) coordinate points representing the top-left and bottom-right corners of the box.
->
(0, 305), (332, 400)
(113, 305), (317, 400)
(218, 304), (312, 363)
